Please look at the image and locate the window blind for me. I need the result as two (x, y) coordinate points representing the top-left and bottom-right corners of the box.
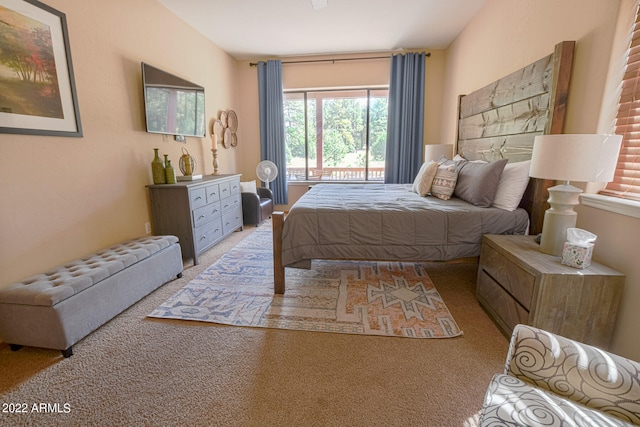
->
(602, 4), (640, 201)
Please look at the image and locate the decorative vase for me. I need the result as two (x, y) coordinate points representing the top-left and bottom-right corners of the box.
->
(151, 148), (166, 184)
(165, 159), (176, 184)
(179, 147), (196, 176)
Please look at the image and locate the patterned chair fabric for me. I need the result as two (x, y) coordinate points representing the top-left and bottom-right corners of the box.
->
(480, 324), (640, 426)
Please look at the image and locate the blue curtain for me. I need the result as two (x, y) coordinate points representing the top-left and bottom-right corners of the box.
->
(384, 53), (426, 184)
(257, 60), (288, 204)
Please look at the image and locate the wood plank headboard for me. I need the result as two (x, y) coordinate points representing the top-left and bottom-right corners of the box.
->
(456, 41), (574, 235)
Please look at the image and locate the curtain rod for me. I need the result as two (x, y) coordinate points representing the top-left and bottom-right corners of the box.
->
(249, 52), (431, 67)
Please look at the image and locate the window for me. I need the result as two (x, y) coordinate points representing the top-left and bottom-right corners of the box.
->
(601, 2), (640, 201)
(283, 88), (388, 181)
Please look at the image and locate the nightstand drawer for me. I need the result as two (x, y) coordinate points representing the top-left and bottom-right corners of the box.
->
(480, 243), (535, 309)
(477, 270), (529, 332)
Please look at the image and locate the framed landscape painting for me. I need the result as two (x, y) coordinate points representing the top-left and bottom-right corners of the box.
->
(0, 0), (82, 137)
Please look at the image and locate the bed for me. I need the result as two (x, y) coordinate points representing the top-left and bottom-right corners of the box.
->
(271, 41), (574, 294)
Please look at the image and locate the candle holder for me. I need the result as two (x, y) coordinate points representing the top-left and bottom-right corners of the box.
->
(211, 148), (219, 175)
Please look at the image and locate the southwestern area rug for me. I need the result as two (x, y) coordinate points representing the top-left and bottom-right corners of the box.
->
(148, 227), (463, 339)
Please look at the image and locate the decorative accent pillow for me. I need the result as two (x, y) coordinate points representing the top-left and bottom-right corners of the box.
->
(492, 160), (531, 211)
(430, 164), (458, 200)
(240, 180), (257, 194)
(411, 161), (438, 196)
(454, 158), (508, 207)
(411, 162), (430, 192)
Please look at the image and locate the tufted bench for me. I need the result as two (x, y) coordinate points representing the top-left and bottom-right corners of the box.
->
(0, 235), (183, 357)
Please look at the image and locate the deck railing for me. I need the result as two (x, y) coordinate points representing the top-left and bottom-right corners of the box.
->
(287, 167), (384, 181)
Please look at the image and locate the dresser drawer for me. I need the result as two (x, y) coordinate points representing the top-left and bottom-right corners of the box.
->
(228, 178), (240, 195)
(205, 183), (220, 203)
(477, 270), (529, 332)
(189, 188), (207, 209)
(480, 243), (535, 309)
(194, 219), (223, 253)
(221, 193), (241, 215)
(192, 201), (221, 228)
(222, 208), (243, 234)
(218, 181), (231, 200)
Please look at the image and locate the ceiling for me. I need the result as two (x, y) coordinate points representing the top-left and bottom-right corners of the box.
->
(156, 0), (487, 60)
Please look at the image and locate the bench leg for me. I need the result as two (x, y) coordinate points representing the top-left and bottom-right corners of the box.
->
(62, 347), (73, 358)
(9, 344), (22, 352)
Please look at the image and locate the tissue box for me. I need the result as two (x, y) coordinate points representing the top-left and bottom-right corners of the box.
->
(561, 242), (594, 269)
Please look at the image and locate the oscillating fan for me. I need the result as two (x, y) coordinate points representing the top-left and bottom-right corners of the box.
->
(256, 160), (278, 189)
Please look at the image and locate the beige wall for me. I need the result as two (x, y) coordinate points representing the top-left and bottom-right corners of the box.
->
(0, 0), (240, 286)
(236, 51), (447, 209)
(442, 0), (640, 360)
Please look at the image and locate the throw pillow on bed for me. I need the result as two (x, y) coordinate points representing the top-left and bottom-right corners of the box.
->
(492, 160), (531, 211)
(411, 161), (438, 196)
(411, 161), (430, 192)
(454, 158), (508, 207)
(431, 164), (458, 200)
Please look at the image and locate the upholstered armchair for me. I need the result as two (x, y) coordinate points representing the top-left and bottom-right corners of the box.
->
(241, 183), (274, 226)
(480, 324), (640, 426)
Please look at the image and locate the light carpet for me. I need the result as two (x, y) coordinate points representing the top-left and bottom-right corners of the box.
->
(148, 227), (462, 338)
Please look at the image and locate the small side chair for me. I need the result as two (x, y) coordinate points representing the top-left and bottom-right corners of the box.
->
(241, 181), (274, 226)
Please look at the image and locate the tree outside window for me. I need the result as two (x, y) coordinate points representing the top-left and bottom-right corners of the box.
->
(284, 88), (388, 181)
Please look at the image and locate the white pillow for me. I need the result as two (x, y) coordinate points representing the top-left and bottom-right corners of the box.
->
(240, 180), (257, 194)
(492, 160), (531, 211)
(411, 162), (429, 192)
(411, 161), (438, 196)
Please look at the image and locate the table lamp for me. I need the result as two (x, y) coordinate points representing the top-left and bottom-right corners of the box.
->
(529, 134), (622, 255)
(424, 144), (454, 162)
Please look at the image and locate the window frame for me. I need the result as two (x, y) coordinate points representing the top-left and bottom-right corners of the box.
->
(283, 87), (389, 183)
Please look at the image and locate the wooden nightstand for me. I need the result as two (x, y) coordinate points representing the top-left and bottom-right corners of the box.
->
(477, 234), (625, 349)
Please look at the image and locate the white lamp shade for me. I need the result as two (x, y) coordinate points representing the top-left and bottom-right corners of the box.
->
(529, 134), (622, 182)
(424, 144), (454, 162)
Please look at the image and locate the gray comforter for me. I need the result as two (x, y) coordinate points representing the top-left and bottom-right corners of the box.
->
(281, 184), (529, 268)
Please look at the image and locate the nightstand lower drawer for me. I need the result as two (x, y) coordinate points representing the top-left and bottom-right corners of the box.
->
(477, 270), (529, 333)
(480, 243), (535, 309)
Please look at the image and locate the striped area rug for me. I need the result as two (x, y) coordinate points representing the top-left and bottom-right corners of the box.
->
(148, 228), (462, 339)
